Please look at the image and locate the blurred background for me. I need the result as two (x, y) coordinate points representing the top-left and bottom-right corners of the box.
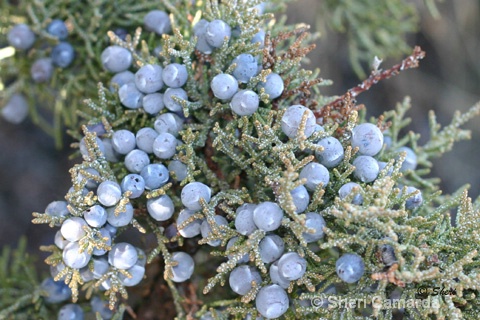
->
(0, 0), (479, 273)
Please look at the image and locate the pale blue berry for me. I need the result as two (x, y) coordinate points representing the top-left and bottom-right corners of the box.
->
(92, 228), (111, 256)
(45, 200), (69, 218)
(31, 58), (54, 83)
(63, 242), (91, 269)
(97, 180), (122, 206)
(8, 24), (35, 50)
(90, 296), (113, 319)
(90, 256), (110, 279)
(383, 134), (393, 149)
(79, 137), (105, 160)
(108, 242), (138, 269)
(121, 174), (145, 198)
(103, 223), (117, 238)
(200, 215), (228, 247)
(41, 278), (71, 304)
(101, 46), (132, 73)
(299, 162), (329, 191)
(269, 262), (290, 289)
(119, 83), (144, 109)
(170, 252), (195, 282)
(163, 88), (188, 112)
(54, 230), (68, 249)
(257, 72), (284, 99)
(51, 42), (75, 68)
(351, 123), (384, 156)
(168, 160), (188, 181)
(60, 217), (87, 242)
(162, 63), (188, 88)
(315, 136), (344, 168)
(135, 127), (158, 153)
(251, 29), (266, 48)
(135, 64), (164, 93)
(259, 234), (284, 263)
(193, 19), (214, 54)
(49, 263), (66, 280)
(226, 237), (249, 263)
(229, 265), (262, 295)
(106, 203), (134, 227)
(291, 185), (310, 213)
(141, 163), (169, 190)
(336, 253), (365, 283)
(154, 112), (184, 137)
(232, 53), (258, 83)
(253, 201), (283, 231)
(112, 129), (136, 154)
(206, 19), (231, 48)
(255, 285), (289, 319)
(144, 10), (172, 35)
(83, 205), (107, 228)
(147, 195), (175, 221)
(338, 182), (363, 205)
(281, 105), (316, 139)
(153, 132), (177, 159)
(302, 212), (326, 243)
(230, 89), (259, 116)
(57, 303), (84, 320)
(277, 252), (307, 280)
(211, 73), (238, 100)
(119, 264), (145, 287)
(181, 182), (211, 210)
(142, 93), (165, 114)
(176, 208), (202, 238)
(377, 160), (393, 176)
(353, 155), (379, 183)
(110, 70), (135, 92)
(396, 146), (417, 172)
(46, 19), (68, 40)
(124, 149), (150, 173)
(77, 167), (100, 190)
(1, 93), (29, 124)
(405, 186), (423, 210)
(234, 203), (258, 236)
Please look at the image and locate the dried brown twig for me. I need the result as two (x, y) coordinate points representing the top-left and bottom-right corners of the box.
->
(371, 263), (406, 287)
(315, 46), (426, 123)
(262, 26), (321, 110)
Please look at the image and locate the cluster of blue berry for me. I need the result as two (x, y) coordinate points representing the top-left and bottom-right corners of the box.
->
(193, 2), (265, 55)
(8, 19), (75, 72)
(281, 106), (422, 209)
(31, 2), (429, 319)
(191, 112), (421, 318)
(34, 10), (207, 318)
(39, 277), (112, 319)
(102, 47), (189, 115)
(41, 185), (147, 314)
(211, 60), (284, 116)
(2, 20), (75, 124)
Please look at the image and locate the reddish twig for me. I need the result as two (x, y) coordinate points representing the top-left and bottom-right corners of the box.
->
(316, 46), (426, 119)
(262, 26), (318, 111)
(184, 282), (203, 319)
(316, 92), (364, 129)
(371, 263), (406, 287)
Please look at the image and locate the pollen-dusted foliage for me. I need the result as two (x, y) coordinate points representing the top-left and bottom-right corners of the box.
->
(1, 0), (480, 319)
